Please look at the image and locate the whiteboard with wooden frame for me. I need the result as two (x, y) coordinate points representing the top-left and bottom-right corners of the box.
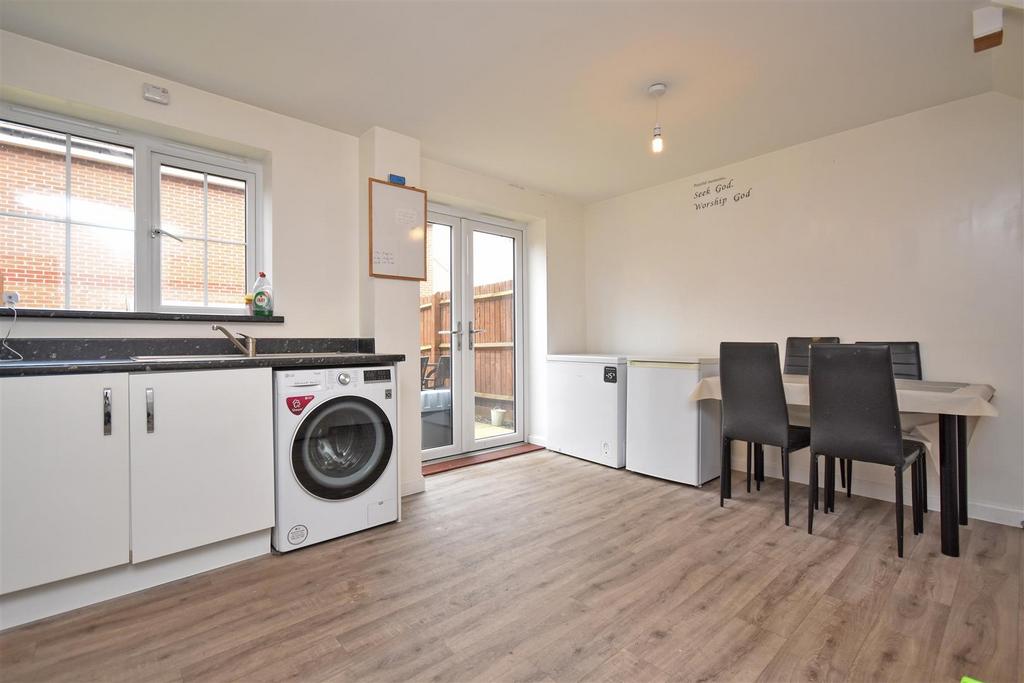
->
(368, 178), (428, 281)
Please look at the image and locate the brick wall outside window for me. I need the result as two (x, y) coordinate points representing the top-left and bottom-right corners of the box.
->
(0, 141), (247, 310)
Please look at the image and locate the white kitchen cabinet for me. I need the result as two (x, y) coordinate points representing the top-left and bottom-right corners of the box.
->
(128, 368), (274, 563)
(0, 374), (130, 594)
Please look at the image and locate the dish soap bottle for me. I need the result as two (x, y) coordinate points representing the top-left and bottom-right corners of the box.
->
(252, 272), (274, 317)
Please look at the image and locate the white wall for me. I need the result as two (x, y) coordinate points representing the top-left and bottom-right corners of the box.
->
(0, 31), (361, 340)
(422, 159), (586, 446)
(584, 92), (1024, 524)
(359, 127), (424, 496)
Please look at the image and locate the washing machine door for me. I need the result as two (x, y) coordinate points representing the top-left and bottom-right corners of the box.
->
(291, 395), (394, 500)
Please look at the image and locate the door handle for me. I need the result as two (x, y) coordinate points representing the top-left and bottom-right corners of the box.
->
(468, 322), (486, 350)
(103, 388), (112, 436)
(438, 322), (463, 351)
(146, 388), (155, 433)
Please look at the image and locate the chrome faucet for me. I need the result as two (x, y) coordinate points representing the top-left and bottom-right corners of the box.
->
(212, 325), (256, 357)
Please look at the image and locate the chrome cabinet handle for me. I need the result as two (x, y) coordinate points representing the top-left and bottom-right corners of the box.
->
(438, 322), (463, 351)
(467, 322), (486, 350)
(103, 388), (112, 436)
(146, 388), (155, 433)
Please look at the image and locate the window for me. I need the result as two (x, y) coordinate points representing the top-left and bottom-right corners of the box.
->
(0, 107), (262, 314)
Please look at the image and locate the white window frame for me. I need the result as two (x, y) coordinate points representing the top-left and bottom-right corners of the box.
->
(148, 152), (259, 314)
(0, 103), (265, 315)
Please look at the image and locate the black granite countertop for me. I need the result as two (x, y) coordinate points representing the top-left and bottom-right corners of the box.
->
(0, 337), (404, 377)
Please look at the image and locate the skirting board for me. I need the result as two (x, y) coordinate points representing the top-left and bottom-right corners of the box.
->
(0, 530), (270, 631)
(527, 434), (547, 447)
(730, 452), (1023, 528)
(402, 475), (426, 497)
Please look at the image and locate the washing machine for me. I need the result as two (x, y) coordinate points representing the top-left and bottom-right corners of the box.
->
(272, 366), (399, 553)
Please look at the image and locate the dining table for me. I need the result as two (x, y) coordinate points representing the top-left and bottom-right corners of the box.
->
(690, 374), (997, 557)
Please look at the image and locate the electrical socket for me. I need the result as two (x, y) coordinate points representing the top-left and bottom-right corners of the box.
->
(3, 291), (19, 307)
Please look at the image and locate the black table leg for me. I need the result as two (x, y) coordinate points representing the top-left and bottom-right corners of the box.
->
(939, 414), (959, 557)
(957, 415), (968, 526)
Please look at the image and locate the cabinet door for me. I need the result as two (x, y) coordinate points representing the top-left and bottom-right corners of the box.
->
(129, 368), (274, 563)
(1, 374), (130, 594)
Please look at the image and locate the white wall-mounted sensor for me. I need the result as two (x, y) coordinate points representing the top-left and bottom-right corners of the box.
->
(143, 83), (170, 105)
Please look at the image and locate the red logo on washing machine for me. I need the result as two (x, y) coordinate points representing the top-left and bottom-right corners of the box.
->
(286, 395), (315, 415)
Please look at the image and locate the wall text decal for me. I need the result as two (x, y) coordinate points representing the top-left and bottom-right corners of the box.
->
(693, 177), (752, 211)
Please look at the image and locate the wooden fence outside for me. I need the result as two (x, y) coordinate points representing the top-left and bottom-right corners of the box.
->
(420, 280), (515, 417)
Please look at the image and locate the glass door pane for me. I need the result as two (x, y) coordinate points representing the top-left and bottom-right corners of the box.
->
(420, 219), (459, 456)
(469, 228), (518, 445)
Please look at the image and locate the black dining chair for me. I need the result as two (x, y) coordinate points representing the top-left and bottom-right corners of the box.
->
(783, 336), (840, 375)
(720, 342), (810, 526)
(807, 344), (925, 557)
(828, 341), (924, 502)
(778, 336), (840, 498)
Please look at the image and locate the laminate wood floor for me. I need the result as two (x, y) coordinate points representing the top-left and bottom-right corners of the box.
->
(1, 451), (1020, 682)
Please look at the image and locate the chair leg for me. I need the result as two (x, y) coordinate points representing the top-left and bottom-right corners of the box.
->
(746, 442), (752, 494)
(755, 444), (764, 490)
(782, 448), (791, 526)
(911, 459), (922, 535)
(721, 437), (731, 507)
(808, 454), (817, 534)
(839, 457), (846, 489)
(824, 456), (834, 514)
(846, 459), (853, 498)
(895, 465), (905, 558)
(830, 457), (838, 512)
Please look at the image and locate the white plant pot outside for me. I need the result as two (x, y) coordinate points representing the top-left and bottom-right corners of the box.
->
(490, 408), (507, 427)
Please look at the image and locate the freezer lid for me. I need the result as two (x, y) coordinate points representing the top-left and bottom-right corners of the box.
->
(547, 353), (628, 364)
(627, 355), (719, 367)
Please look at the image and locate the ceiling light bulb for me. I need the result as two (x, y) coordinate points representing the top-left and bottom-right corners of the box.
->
(651, 126), (663, 153)
(647, 82), (667, 154)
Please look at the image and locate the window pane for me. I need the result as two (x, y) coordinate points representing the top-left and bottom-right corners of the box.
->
(160, 237), (204, 306)
(420, 222), (454, 451)
(69, 225), (134, 311)
(70, 136), (134, 230)
(207, 174), (246, 243)
(159, 165), (204, 239)
(0, 120), (66, 220)
(0, 215), (66, 308)
(207, 241), (246, 308)
(472, 231), (516, 441)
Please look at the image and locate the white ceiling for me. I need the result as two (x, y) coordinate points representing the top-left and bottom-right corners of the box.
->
(0, 1), (1004, 203)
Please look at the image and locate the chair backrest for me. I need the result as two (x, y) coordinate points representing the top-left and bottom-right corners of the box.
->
(854, 341), (922, 380)
(719, 342), (790, 447)
(809, 343), (905, 466)
(783, 336), (840, 375)
(435, 355), (452, 387)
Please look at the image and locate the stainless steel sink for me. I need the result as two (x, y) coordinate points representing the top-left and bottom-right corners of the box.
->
(130, 352), (354, 362)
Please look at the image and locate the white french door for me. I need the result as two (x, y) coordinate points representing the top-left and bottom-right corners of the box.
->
(420, 211), (525, 461)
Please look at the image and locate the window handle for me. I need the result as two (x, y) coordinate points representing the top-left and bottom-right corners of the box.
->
(151, 226), (184, 243)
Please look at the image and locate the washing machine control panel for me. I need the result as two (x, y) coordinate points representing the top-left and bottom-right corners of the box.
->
(362, 368), (392, 383)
